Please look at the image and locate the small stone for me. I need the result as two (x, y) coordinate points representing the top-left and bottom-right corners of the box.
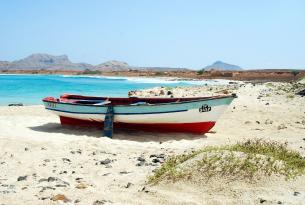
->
(136, 161), (145, 166)
(96, 158), (111, 165)
(137, 156), (145, 162)
(51, 194), (71, 202)
(244, 121), (251, 124)
(119, 171), (130, 174)
(24, 147), (29, 151)
(55, 184), (67, 187)
(265, 103), (269, 105)
(277, 124), (287, 130)
(47, 177), (57, 182)
(75, 183), (88, 189)
(152, 158), (162, 163)
(277, 201), (282, 204)
(62, 158), (71, 163)
(293, 191), (300, 196)
(256, 121), (260, 124)
(17, 176), (27, 181)
(75, 199), (81, 203)
(125, 182), (133, 188)
(93, 200), (107, 205)
(265, 119), (273, 125)
(259, 198), (266, 203)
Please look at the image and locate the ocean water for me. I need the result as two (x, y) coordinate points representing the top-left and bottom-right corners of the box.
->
(0, 74), (228, 105)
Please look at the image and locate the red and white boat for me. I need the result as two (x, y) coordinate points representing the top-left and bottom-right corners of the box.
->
(43, 94), (235, 135)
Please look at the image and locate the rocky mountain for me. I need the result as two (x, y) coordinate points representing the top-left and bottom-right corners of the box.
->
(0, 54), (93, 70)
(95, 60), (130, 71)
(204, 61), (242, 71)
(0, 61), (10, 70)
(0, 53), (190, 71)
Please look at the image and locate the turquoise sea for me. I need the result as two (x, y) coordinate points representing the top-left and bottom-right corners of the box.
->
(0, 74), (227, 105)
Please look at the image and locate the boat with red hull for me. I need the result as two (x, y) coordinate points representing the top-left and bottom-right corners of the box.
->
(43, 94), (236, 135)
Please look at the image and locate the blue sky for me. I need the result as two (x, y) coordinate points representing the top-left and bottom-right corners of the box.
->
(0, 0), (304, 69)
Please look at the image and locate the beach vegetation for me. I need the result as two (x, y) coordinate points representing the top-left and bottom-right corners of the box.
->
(148, 139), (305, 184)
(265, 82), (275, 88)
(197, 69), (205, 75)
(291, 70), (300, 81)
(286, 94), (295, 99)
(155, 71), (165, 76)
(80, 69), (102, 75)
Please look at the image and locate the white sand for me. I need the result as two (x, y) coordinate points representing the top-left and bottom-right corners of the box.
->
(0, 82), (305, 205)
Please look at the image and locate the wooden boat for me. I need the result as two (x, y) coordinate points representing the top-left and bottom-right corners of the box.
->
(42, 94), (236, 135)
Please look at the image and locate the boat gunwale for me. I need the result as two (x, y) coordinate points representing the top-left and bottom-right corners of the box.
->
(42, 94), (236, 108)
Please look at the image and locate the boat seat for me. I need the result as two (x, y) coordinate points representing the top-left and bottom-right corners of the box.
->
(94, 100), (111, 105)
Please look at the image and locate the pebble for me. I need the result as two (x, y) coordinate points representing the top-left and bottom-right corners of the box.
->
(137, 156), (145, 162)
(293, 191), (300, 196)
(136, 161), (145, 166)
(62, 158), (71, 163)
(277, 124), (287, 130)
(150, 154), (165, 158)
(152, 158), (162, 163)
(96, 158), (112, 165)
(51, 194), (71, 203)
(75, 183), (88, 189)
(17, 176), (27, 181)
(93, 200), (108, 205)
(265, 119), (273, 125)
(259, 198), (266, 203)
(125, 182), (133, 188)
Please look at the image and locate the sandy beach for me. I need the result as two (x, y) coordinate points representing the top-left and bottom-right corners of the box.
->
(1, 82), (305, 205)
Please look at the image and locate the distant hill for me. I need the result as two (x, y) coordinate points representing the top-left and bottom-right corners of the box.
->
(0, 53), (190, 72)
(0, 53), (93, 70)
(204, 61), (242, 71)
(95, 60), (130, 71)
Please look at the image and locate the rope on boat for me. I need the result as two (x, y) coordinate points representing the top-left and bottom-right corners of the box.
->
(104, 106), (114, 138)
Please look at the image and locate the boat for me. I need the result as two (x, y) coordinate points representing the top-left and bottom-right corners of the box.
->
(42, 93), (236, 136)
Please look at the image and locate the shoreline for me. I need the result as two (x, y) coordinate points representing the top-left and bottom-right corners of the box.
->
(1, 69), (305, 82)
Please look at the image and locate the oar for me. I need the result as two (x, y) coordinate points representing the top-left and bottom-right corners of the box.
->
(103, 106), (114, 138)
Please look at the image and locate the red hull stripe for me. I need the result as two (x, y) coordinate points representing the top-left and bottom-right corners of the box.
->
(59, 116), (216, 134)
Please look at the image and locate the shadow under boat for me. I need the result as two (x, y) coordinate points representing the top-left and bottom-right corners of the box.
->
(29, 123), (207, 142)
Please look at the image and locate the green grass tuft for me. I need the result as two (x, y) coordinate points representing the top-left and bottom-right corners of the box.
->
(148, 139), (305, 184)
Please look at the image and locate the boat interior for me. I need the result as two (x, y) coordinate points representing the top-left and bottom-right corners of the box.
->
(41, 94), (233, 106)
